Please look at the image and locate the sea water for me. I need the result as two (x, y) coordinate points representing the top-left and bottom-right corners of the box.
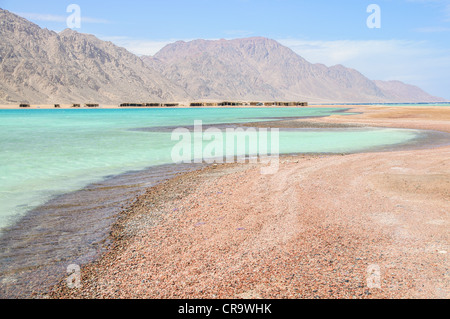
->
(0, 107), (420, 232)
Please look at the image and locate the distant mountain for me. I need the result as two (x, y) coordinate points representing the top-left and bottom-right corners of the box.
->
(143, 37), (445, 103)
(0, 9), (190, 104)
(0, 9), (445, 104)
(372, 80), (443, 103)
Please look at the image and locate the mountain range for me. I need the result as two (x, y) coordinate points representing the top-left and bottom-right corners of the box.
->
(0, 8), (445, 104)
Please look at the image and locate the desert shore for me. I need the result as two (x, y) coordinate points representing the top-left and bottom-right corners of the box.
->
(50, 105), (449, 299)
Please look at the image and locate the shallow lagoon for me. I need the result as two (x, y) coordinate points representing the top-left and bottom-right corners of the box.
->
(0, 108), (424, 230)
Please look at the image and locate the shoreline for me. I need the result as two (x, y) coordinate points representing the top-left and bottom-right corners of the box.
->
(0, 162), (205, 298)
(292, 104), (450, 133)
(1, 105), (315, 110)
(0, 101), (450, 110)
(49, 105), (449, 299)
(1, 104), (448, 298)
(1, 102), (449, 110)
(0, 106), (404, 298)
(5, 128), (447, 299)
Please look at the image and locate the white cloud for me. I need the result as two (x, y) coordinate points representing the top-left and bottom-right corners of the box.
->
(16, 12), (110, 24)
(16, 13), (67, 22)
(277, 39), (430, 68)
(415, 26), (450, 32)
(100, 37), (181, 56)
(80, 17), (110, 24)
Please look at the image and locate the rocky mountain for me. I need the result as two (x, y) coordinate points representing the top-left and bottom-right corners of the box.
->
(0, 8), (445, 104)
(372, 80), (442, 103)
(0, 9), (190, 104)
(143, 38), (444, 103)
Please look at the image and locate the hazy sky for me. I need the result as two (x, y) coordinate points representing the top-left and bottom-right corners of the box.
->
(1, 0), (449, 99)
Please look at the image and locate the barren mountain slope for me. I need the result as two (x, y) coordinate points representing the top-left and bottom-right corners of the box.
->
(0, 9), (190, 104)
(143, 37), (444, 103)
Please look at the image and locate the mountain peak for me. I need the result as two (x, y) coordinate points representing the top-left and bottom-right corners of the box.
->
(59, 28), (78, 36)
(0, 8), (44, 33)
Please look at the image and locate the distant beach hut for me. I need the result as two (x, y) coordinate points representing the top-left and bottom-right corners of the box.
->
(120, 103), (144, 107)
(218, 101), (243, 106)
(273, 102), (305, 106)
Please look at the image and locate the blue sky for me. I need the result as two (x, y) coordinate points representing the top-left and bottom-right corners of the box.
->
(1, 0), (449, 99)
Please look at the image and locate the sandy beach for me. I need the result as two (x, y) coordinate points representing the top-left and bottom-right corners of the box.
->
(49, 104), (449, 299)
(286, 104), (450, 133)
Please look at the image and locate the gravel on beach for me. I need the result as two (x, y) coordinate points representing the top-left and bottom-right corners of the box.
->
(50, 147), (449, 299)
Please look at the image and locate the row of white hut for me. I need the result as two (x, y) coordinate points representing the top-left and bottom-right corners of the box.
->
(120, 101), (309, 107)
(18, 101), (308, 108)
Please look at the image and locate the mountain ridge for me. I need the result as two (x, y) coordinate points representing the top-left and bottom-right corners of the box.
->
(0, 9), (445, 104)
(0, 9), (190, 104)
(143, 37), (444, 103)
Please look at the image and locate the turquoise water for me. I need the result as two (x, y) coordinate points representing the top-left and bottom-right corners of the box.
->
(373, 103), (450, 107)
(0, 108), (419, 231)
(310, 102), (450, 107)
